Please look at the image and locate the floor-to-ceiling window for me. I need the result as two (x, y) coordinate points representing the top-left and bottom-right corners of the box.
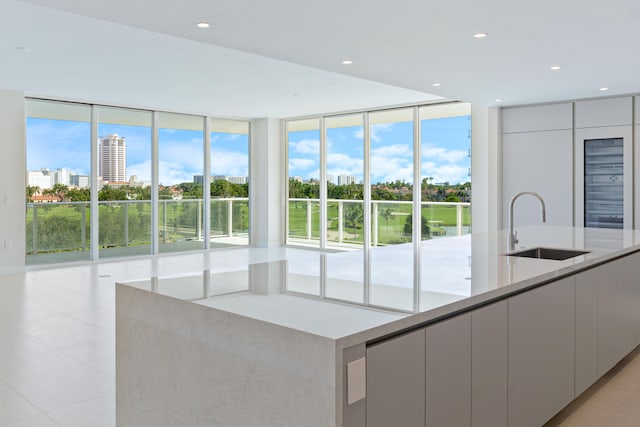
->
(210, 119), (250, 247)
(286, 118), (321, 247)
(26, 100), (92, 265)
(420, 104), (471, 238)
(25, 99), (251, 264)
(325, 114), (365, 302)
(97, 106), (152, 258)
(369, 108), (415, 310)
(284, 102), (471, 312)
(157, 113), (205, 253)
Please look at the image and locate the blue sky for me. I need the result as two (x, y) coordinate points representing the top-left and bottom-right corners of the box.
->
(288, 115), (471, 185)
(26, 118), (249, 185)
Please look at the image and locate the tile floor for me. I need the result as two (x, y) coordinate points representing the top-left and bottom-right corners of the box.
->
(1, 250), (640, 426)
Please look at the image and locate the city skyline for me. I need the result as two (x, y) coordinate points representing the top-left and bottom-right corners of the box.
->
(26, 118), (250, 187)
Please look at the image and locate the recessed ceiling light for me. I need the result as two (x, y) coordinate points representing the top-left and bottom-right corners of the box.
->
(432, 83), (441, 87)
(473, 32), (488, 38)
(550, 65), (561, 71)
(495, 99), (503, 102)
(342, 60), (353, 65)
(600, 87), (609, 91)
(196, 22), (210, 28)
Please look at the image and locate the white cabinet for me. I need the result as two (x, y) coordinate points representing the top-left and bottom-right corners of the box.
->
(575, 97), (633, 128)
(501, 103), (573, 228)
(597, 260), (622, 375)
(471, 301), (508, 427)
(508, 289), (538, 427)
(595, 253), (640, 377)
(575, 269), (598, 396)
(508, 276), (575, 427)
(366, 329), (425, 427)
(425, 313), (471, 427)
(538, 277), (576, 423)
(502, 103), (572, 133)
(502, 130), (574, 227)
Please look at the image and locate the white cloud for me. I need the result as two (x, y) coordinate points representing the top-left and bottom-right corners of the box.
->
(157, 160), (196, 185)
(289, 139), (319, 154)
(371, 154), (413, 184)
(211, 150), (248, 176)
(353, 122), (394, 142)
(422, 146), (468, 163)
(127, 159), (152, 181)
(289, 158), (317, 171)
(371, 144), (412, 157)
(421, 162), (469, 184)
(160, 139), (204, 171)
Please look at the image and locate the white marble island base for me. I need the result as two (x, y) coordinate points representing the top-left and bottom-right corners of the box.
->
(116, 286), (340, 427)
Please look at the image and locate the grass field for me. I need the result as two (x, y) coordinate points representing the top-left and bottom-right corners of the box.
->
(26, 199), (250, 256)
(288, 200), (471, 245)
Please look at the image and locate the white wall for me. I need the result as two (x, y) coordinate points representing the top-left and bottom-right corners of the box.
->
(0, 90), (26, 273)
(471, 105), (501, 233)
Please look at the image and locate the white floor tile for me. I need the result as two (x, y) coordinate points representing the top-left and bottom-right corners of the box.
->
(19, 314), (114, 350)
(0, 331), (54, 363)
(6, 414), (60, 427)
(0, 350), (114, 413)
(0, 383), (42, 424)
(59, 339), (115, 378)
(47, 394), (114, 427)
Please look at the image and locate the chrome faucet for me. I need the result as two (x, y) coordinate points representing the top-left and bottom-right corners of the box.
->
(508, 191), (546, 251)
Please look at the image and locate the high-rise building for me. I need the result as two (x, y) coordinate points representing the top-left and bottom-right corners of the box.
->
(26, 168), (52, 189)
(338, 174), (356, 185)
(53, 168), (70, 186)
(99, 134), (126, 183)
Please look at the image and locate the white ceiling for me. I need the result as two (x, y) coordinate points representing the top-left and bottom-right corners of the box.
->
(4, 0), (640, 119)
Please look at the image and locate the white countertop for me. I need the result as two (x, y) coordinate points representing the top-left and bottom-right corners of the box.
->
(119, 225), (640, 347)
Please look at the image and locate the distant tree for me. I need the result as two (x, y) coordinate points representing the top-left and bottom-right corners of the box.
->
(344, 204), (363, 239)
(66, 188), (90, 202)
(380, 207), (393, 227)
(404, 214), (431, 240)
(26, 185), (40, 202)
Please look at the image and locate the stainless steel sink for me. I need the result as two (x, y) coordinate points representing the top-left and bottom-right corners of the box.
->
(505, 247), (590, 261)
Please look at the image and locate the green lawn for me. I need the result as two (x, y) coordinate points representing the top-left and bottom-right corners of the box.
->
(288, 200), (471, 245)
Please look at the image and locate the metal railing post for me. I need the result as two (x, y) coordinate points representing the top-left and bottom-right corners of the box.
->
(306, 199), (312, 240)
(227, 199), (233, 237)
(162, 201), (167, 244)
(32, 204), (38, 254)
(81, 204), (87, 250)
(197, 200), (202, 240)
(338, 200), (344, 243)
(372, 201), (379, 246)
(457, 204), (463, 236)
(124, 202), (129, 247)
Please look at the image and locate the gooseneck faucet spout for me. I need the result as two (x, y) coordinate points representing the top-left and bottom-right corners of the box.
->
(508, 191), (546, 251)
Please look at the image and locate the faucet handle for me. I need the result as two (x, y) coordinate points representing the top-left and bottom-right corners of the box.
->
(513, 230), (519, 246)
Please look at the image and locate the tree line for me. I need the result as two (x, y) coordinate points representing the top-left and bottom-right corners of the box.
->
(26, 180), (249, 203)
(289, 179), (470, 202)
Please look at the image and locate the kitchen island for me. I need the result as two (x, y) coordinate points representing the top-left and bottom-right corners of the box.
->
(116, 226), (640, 427)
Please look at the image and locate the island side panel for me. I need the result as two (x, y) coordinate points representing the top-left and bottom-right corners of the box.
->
(116, 285), (337, 427)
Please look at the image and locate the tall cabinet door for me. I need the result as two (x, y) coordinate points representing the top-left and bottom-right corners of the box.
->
(366, 329), (425, 427)
(502, 103), (573, 227)
(425, 313), (471, 427)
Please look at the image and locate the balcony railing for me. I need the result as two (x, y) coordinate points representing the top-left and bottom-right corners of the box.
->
(26, 198), (249, 257)
(288, 198), (471, 246)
